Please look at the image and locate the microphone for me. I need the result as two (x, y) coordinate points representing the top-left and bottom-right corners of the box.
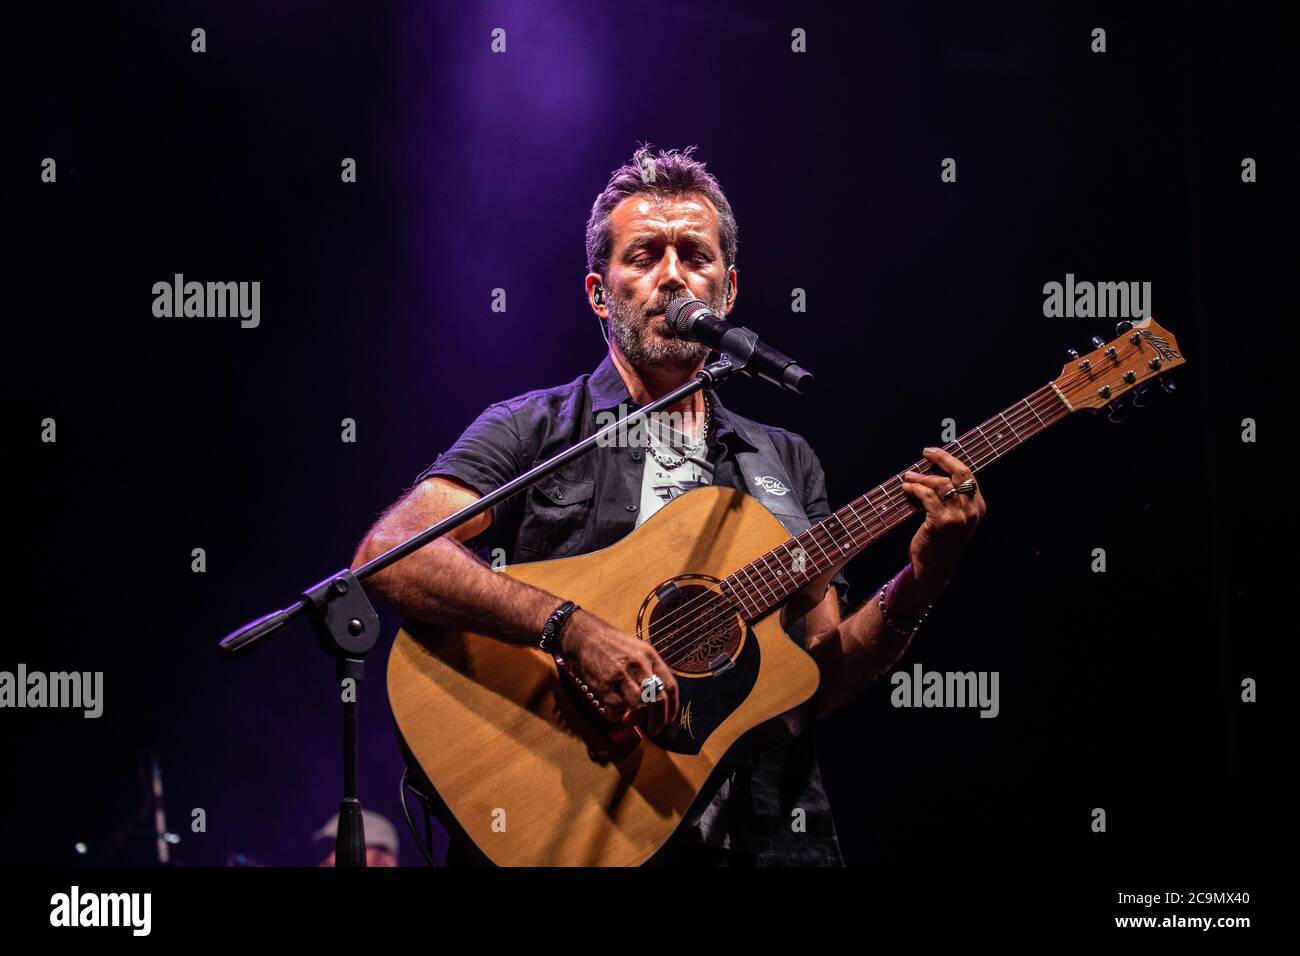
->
(665, 297), (814, 393)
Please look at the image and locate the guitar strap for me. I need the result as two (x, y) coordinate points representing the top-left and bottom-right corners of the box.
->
(729, 423), (812, 537)
(723, 418), (821, 749)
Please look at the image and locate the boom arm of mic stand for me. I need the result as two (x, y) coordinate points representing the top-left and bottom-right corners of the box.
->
(213, 357), (750, 868)
(217, 359), (738, 659)
(219, 602), (308, 656)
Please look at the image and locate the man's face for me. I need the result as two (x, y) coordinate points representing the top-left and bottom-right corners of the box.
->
(599, 192), (734, 373)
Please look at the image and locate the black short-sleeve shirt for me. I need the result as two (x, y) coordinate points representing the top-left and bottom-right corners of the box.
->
(417, 354), (848, 865)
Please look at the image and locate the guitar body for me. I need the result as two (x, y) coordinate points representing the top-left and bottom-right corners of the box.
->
(387, 485), (826, 867)
(388, 319), (1190, 866)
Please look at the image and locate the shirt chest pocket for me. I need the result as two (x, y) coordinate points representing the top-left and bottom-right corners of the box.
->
(515, 472), (598, 560)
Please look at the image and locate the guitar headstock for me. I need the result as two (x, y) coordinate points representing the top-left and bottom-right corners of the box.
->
(1052, 317), (1186, 414)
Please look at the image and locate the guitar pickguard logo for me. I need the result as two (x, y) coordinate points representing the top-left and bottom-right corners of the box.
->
(679, 701), (694, 739)
(752, 476), (790, 496)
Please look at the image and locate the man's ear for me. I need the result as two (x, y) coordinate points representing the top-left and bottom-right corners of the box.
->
(723, 267), (738, 315)
(585, 272), (610, 345)
(585, 273), (608, 317)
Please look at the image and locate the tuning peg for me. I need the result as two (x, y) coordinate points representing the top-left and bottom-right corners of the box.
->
(1159, 378), (1176, 394)
(1106, 398), (1129, 423)
(1131, 385), (1152, 408)
(1115, 320), (1134, 336)
(1067, 348), (1080, 360)
(1090, 336), (1105, 349)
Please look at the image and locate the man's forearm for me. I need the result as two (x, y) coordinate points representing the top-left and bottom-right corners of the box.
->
(808, 564), (946, 716)
(353, 527), (559, 646)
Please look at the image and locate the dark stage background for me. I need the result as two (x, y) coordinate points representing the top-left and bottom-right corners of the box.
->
(10, 1), (1287, 868)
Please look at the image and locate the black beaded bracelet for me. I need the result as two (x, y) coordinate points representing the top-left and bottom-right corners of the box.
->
(539, 600), (579, 653)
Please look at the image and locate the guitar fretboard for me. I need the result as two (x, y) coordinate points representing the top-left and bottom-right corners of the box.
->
(721, 383), (1072, 620)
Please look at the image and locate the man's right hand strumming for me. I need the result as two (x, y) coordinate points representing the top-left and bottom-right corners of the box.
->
(352, 475), (678, 739)
(558, 609), (680, 737)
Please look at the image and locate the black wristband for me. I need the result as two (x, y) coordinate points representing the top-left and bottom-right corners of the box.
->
(539, 600), (579, 653)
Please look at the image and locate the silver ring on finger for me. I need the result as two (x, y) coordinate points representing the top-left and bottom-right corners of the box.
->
(942, 478), (978, 501)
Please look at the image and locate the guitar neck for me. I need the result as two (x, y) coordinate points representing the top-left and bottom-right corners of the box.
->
(721, 383), (1074, 620)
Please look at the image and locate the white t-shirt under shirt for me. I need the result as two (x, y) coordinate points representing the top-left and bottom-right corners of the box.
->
(635, 415), (714, 528)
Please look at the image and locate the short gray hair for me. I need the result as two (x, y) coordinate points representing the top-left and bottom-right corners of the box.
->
(585, 145), (738, 281)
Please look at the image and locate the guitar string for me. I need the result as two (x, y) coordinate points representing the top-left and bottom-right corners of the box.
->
(653, 401), (1074, 669)
(650, 392), (1066, 667)
(647, 387), (1068, 664)
(638, 346), (1152, 667)
(646, 334), (1159, 647)
(651, 348), (1159, 669)
(645, 377), (1071, 651)
(647, 386), (1067, 666)
(628, 338), (1141, 648)
(651, 387), (1068, 663)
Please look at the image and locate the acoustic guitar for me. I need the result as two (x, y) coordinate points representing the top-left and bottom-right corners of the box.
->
(388, 317), (1185, 866)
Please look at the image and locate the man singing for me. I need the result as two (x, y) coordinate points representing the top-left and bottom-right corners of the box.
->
(353, 145), (986, 865)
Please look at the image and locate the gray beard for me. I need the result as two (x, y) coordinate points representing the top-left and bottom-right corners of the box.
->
(606, 288), (718, 374)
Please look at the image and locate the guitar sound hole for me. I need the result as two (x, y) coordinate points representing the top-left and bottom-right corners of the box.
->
(640, 576), (743, 677)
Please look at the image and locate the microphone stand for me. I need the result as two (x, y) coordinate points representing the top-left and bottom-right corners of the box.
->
(218, 355), (760, 867)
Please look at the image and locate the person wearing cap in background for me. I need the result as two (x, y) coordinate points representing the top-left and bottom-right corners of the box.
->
(313, 809), (400, 867)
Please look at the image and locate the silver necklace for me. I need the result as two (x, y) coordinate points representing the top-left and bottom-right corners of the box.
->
(647, 393), (711, 470)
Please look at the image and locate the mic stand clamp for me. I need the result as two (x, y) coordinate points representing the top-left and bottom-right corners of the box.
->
(301, 569), (380, 868)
